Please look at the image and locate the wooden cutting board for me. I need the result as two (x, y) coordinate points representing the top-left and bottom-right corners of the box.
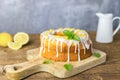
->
(2, 48), (106, 80)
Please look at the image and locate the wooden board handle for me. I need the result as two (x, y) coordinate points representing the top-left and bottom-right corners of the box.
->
(4, 59), (43, 80)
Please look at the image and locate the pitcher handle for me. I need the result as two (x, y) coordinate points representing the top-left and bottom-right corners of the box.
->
(112, 17), (120, 36)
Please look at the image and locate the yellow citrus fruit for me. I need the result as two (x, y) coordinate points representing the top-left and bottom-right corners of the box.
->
(0, 32), (13, 47)
(14, 32), (29, 45)
(8, 42), (22, 50)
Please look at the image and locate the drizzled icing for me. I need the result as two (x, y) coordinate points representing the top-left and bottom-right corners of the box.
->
(43, 37), (47, 53)
(77, 43), (81, 61)
(60, 40), (63, 52)
(74, 42), (77, 53)
(67, 40), (73, 62)
(52, 39), (55, 44)
(56, 39), (59, 57)
(39, 47), (43, 57)
(74, 41), (79, 53)
(81, 40), (86, 54)
(39, 35), (45, 56)
(48, 38), (52, 52)
(39, 28), (92, 62)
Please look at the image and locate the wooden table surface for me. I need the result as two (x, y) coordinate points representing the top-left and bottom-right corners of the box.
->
(0, 31), (120, 80)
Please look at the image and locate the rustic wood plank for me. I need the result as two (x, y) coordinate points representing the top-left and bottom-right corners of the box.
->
(0, 31), (120, 80)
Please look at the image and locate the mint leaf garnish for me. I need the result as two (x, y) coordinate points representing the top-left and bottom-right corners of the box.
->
(63, 30), (71, 36)
(71, 30), (74, 35)
(73, 34), (80, 41)
(43, 59), (53, 64)
(94, 53), (101, 58)
(63, 30), (80, 41)
(64, 63), (73, 71)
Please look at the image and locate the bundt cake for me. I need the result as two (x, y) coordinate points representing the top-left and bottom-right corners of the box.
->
(39, 28), (93, 62)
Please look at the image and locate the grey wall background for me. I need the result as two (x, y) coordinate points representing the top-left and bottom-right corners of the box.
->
(0, 0), (120, 33)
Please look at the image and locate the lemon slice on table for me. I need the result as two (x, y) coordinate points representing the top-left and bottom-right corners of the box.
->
(8, 42), (22, 50)
(14, 32), (29, 45)
(0, 32), (13, 47)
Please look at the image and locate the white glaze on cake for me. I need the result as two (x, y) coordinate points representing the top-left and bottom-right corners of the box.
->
(56, 39), (59, 57)
(39, 28), (92, 62)
(67, 40), (73, 62)
(77, 43), (81, 61)
(74, 42), (77, 53)
(43, 37), (47, 53)
(48, 38), (52, 52)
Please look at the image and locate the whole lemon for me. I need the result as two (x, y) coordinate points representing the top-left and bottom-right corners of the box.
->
(0, 32), (13, 47)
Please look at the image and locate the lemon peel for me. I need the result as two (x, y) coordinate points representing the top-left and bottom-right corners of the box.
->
(0, 32), (13, 47)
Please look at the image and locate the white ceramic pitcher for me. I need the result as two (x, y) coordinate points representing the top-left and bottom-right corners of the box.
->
(96, 13), (120, 43)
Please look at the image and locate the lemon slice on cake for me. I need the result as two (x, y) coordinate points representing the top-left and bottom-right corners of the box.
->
(8, 42), (22, 50)
(14, 32), (29, 45)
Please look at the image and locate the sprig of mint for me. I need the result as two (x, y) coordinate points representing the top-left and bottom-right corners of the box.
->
(63, 30), (80, 41)
(64, 63), (73, 71)
(43, 59), (53, 64)
(94, 53), (101, 58)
